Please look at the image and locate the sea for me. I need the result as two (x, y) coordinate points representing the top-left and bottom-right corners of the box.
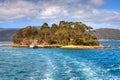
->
(0, 41), (120, 80)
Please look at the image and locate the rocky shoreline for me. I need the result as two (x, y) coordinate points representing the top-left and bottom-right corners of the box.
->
(0, 44), (118, 49)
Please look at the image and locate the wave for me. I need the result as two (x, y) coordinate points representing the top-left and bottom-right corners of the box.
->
(40, 54), (56, 80)
(26, 52), (120, 80)
(52, 53), (120, 80)
(106, 64), (120, 73)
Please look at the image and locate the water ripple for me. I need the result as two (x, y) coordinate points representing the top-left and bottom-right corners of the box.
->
(0, 41), (120, 80)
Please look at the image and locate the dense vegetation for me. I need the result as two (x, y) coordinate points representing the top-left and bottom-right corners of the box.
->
(12, 21), (99, 45)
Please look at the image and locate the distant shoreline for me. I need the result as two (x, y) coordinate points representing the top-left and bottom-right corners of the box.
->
(98, 39), (120, 41)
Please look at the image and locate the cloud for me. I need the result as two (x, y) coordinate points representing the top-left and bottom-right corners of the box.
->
(89, 0), (105, 6)
(73, 9), (120, 22)
(0, 0), (35, 20)
(0, 0), (69, 20)
(0, 0), (120, 29)
(35, 6), (68, 19)
(0, 0), (106, 20)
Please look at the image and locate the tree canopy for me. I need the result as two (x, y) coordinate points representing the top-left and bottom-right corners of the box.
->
(12, 21), (99, 46)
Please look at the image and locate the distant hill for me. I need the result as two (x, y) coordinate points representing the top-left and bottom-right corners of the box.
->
(0, 28), (5, 31)
(95, 28), (120, 40)
(0, 28), (19, 41)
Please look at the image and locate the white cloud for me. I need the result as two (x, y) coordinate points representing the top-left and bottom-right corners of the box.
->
(0, 0), (68, 20)
(38, 6), (67, 19)
(0, 0), (36, 20)
(73, 8), (120, 23)
(0, 0), (120, 29)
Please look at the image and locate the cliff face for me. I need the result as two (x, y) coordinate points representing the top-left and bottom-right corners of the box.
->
(0, 28), (19, 41)
(95, 28), (120, 40)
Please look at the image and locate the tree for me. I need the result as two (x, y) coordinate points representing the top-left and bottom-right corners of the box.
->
(51, 23), (58, 33)
(41, 22), (49, 29)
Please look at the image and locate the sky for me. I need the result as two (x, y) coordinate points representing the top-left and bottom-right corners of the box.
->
(0, 0), (120, 29)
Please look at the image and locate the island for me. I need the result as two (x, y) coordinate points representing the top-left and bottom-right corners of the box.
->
(10, 21), (116, 49)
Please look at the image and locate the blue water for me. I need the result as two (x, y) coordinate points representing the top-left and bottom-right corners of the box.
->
(0, 41), (11, 45)
(0, 41), (120, 80)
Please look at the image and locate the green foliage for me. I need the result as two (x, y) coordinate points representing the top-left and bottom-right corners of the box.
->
(12, 21), (99, 45)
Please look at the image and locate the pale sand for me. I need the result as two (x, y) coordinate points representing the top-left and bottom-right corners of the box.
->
(60, 45), (116, 49)
(8, 44), (117, 49)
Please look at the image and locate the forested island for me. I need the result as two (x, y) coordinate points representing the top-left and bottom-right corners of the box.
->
(11, 21), (116, 49)
(12, 21), (99, 45)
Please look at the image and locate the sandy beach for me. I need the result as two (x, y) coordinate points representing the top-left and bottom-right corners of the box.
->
(60, 45), (116, 49)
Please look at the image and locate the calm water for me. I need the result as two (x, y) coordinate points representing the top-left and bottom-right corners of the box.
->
(0, 41), (120, 80)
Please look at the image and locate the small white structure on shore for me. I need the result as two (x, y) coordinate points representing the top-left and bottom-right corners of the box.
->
(29, 44), (37, 48)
